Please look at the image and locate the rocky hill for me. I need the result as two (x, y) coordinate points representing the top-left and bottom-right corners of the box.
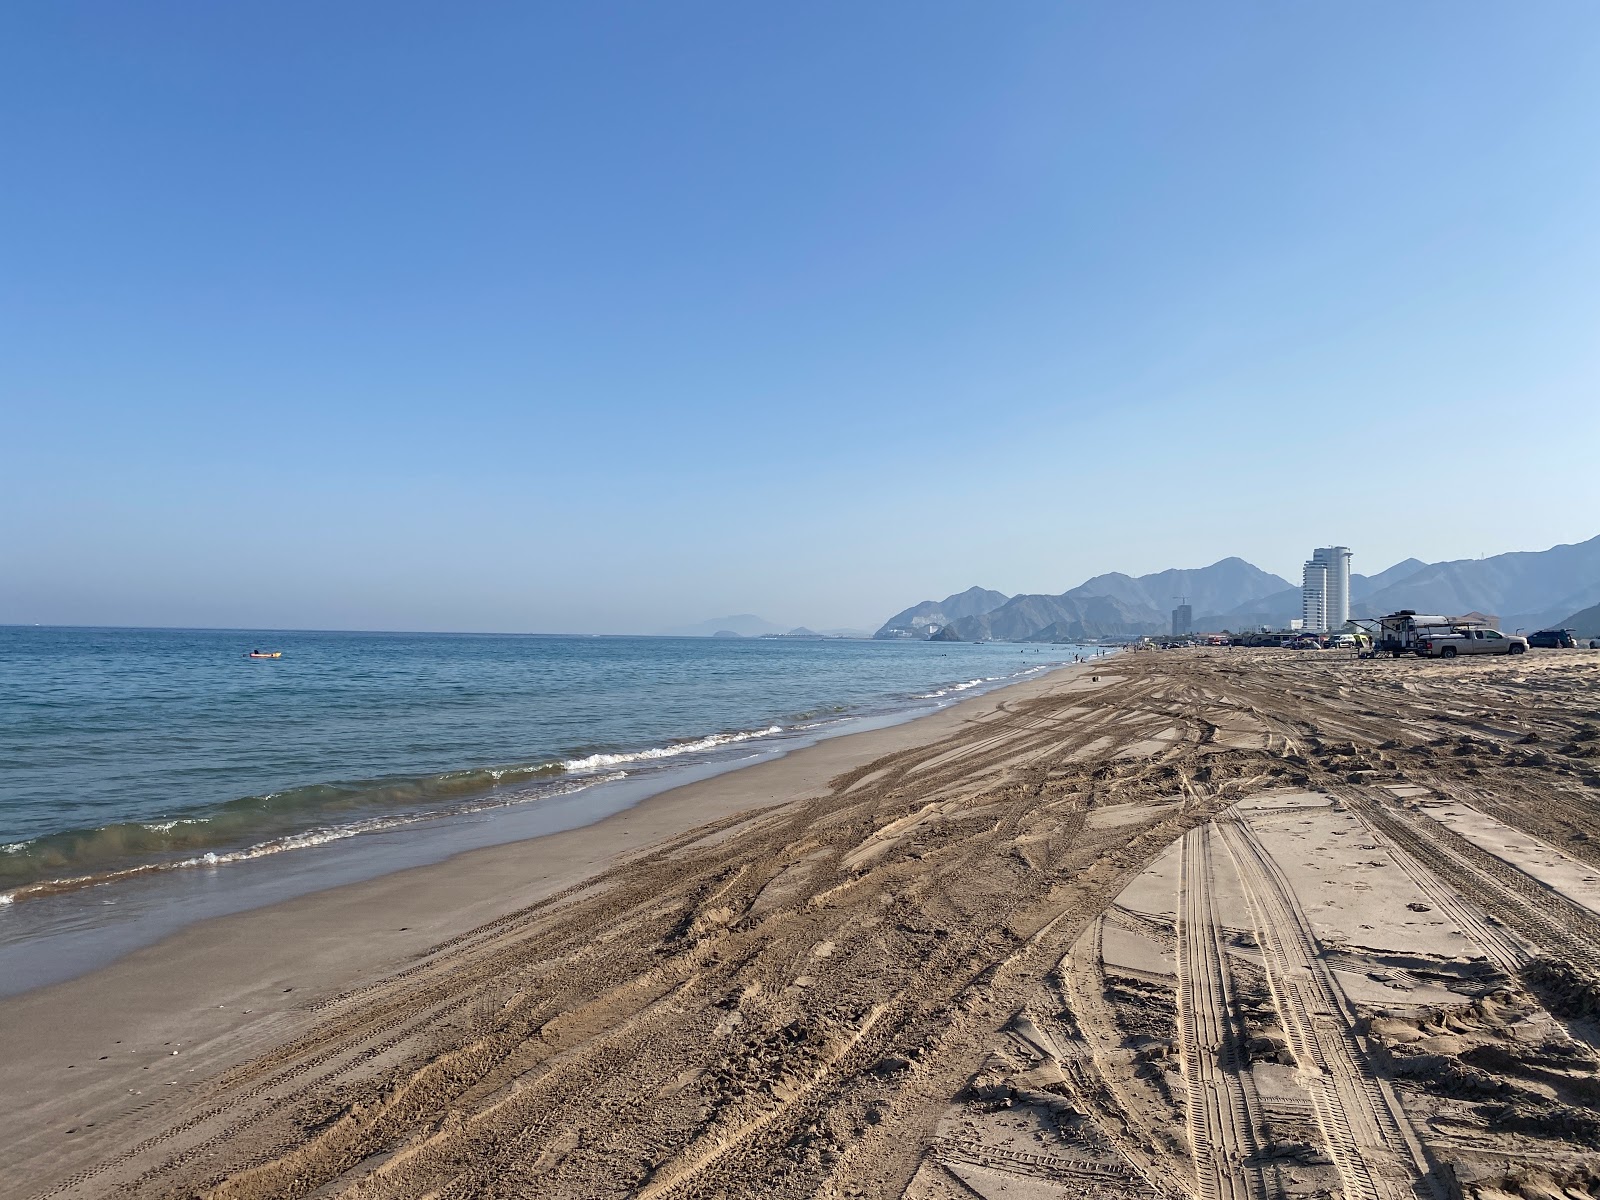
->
(1560, 602), (1600, 639)
(874, 587), (1010, 639)
(1354, 535), (1600, 631)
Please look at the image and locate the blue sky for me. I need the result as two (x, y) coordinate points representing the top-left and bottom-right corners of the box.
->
(4, 3), (1598, 632)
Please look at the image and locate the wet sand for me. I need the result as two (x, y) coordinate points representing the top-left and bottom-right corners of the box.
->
(10, 649), (1600, 1200)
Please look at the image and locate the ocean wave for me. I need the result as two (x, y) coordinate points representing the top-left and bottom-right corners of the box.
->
(1, 720), (799, 900)
(912, 661), (1067, 700)
(141, 818), (209, 834)
(0, 655), (1099, 906)
(915, 678), (986, 699)
(0, 771), (627, 906)
(560, 726), (785, 772)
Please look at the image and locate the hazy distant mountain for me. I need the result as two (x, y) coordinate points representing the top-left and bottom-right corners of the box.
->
(663, 614), (787, 638)
(1357, 535), (1600, 630)
(1214, 588), (1299, 628)
(1066, 558), (1290, 616)
(874, 587), (1010, 639)
(963, 594), (1155, 642)
(818, 627), (873, 639)
(870, 537), (1600, 643)
(1196, 540), (1600, 633)
(1351, 558), (1428, 600)
(1560, 602), (1600, 639)
(1212, 557), (1431, 628)
(946, 559), (1291, 642)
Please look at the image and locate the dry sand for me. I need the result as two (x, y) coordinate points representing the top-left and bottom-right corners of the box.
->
(7, 649), (1600, 1200)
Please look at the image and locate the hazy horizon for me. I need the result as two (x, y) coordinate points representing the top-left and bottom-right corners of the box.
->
(6, 534), (1593, 637)
(5, 4), (1598, 634)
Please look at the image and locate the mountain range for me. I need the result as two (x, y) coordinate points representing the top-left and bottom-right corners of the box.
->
(911, 559), (1292, 643)
(1355, 538), (1600, 630)
(874, 534), (1600, 642)
(1218, 559), (1428, 629)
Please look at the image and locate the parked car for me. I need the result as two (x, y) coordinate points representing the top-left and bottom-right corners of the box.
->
(1527, 629), (1578, 649)
(1416, 629), (1529, 658)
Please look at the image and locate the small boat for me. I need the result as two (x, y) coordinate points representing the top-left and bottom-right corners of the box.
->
(246, 650), (283, 659)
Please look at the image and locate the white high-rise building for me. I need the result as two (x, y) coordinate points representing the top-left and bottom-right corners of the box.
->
(1302, 561), (1328, 632)
(1301, 546), (1352, 633)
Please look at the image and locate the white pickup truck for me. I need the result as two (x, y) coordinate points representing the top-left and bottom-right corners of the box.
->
(1415, 628), (1529, 658)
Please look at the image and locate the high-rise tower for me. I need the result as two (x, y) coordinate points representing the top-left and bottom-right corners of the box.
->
(1301, 546), (1352, 633)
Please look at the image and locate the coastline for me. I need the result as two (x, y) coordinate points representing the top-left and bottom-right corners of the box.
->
(0, 657), (1110, 1177)
(1, 633), (1081, 911)
(0, 647), (1092, 993)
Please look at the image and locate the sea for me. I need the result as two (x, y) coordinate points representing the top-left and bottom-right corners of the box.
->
(0, 626), (1104, 992)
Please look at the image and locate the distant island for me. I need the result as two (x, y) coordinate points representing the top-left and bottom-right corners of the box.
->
(661, 614), (789, 638)
(665, 617), (871, 639)
(757, 627), (870, 640)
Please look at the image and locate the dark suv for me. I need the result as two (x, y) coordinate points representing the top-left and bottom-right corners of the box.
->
(1528, 629), (1578, 648)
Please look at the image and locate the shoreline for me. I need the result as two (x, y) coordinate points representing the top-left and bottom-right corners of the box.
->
(0, 658), (1112, 1166)
(0, 649), (1101, 994)
(2, 629), (1093, 912)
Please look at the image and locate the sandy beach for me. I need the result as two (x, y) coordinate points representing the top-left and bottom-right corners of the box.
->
(9, 649), (1600, 1200)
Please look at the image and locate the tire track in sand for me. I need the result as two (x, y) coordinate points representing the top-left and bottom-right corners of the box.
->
(1174, 824), (1267, 1200)
(1217, 814), (1443, 1200)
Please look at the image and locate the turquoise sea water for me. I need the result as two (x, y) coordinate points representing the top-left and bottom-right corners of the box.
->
(1, 627), (1097, 906)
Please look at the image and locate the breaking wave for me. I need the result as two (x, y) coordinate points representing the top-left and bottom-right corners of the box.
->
(0, 719), (809, 904)
(560, 726), (785, 771)
(0, 771), (628, 906)
(913, 662), (1058, 699)
(0, 653), (1095, 908)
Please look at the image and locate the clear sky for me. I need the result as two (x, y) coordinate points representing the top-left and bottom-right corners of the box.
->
(4, 3), (1598, 633)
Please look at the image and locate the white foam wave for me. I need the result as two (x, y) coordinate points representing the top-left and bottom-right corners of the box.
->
(915, 678), (987, 699)
(141, 818), (209, 834)
(0, 771), (630, 907)
(561, 726), (784, 772)
(181, 825), (371, 868)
